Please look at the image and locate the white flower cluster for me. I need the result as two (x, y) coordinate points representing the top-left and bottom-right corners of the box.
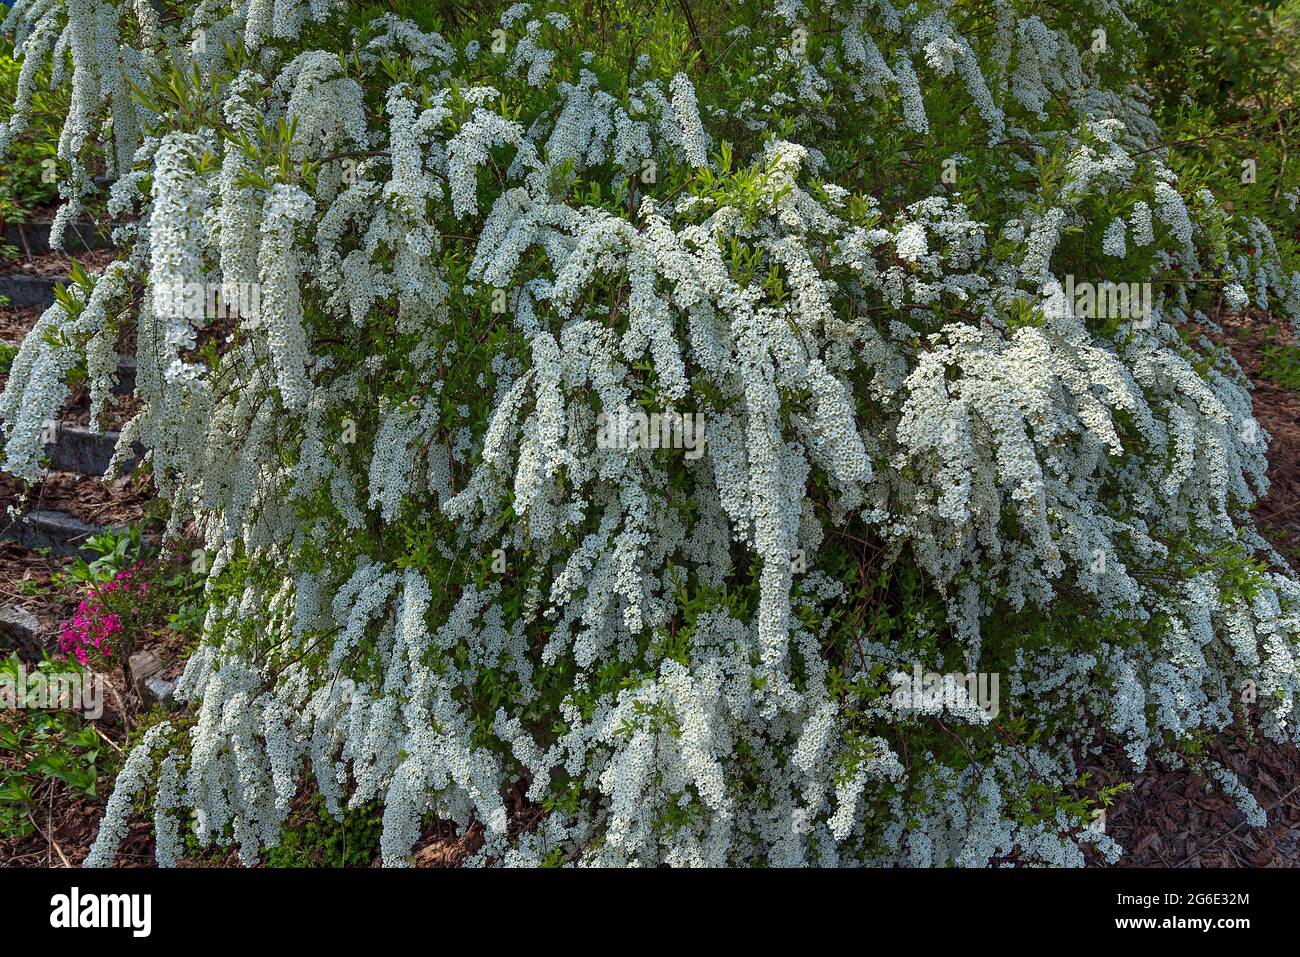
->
(3, 0), (1299, 868)
(84, 724), (173, 867)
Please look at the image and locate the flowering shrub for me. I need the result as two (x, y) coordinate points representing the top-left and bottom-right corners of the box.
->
(60, 559), (157, 664)
(1, 0), (1299, 867)
(59, 589), (122, 666)
(56, 532), (205, 683)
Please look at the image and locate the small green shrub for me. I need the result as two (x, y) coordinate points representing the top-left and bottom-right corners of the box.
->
(0, 654), (102, 839)
(263, 795), (384, 868)
(0, 40), (64, 221)
(1259, 335), (1300, 390)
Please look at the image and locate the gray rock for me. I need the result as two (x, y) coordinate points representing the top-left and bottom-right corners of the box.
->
(0, 604), (41, 657)
(128, 649), (162, 684)
(143, 674), (178, 710)
(0, 509), (105, 558)
(113, 354), (136, 396)
(130, 650), (178, 709)
(0, 274), (57, 309)
(44, 425), (140, 477)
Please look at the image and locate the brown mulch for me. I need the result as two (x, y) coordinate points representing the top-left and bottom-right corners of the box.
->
(1082, 725), (1300, 868)
(2, 246), (117, 280)
(0, 540), (72, 629)
(409, 822), (485, 867)
(0, 304), (47, 343)
(0, 469), (154, 530)
(1214, 311), (1300, 567)
(407, 782), (546, 867)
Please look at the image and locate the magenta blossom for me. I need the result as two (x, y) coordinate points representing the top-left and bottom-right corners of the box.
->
(59, 562), (147, 665)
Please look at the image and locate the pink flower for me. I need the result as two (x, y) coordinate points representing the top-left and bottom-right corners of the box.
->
(59, 561), (149, 665)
